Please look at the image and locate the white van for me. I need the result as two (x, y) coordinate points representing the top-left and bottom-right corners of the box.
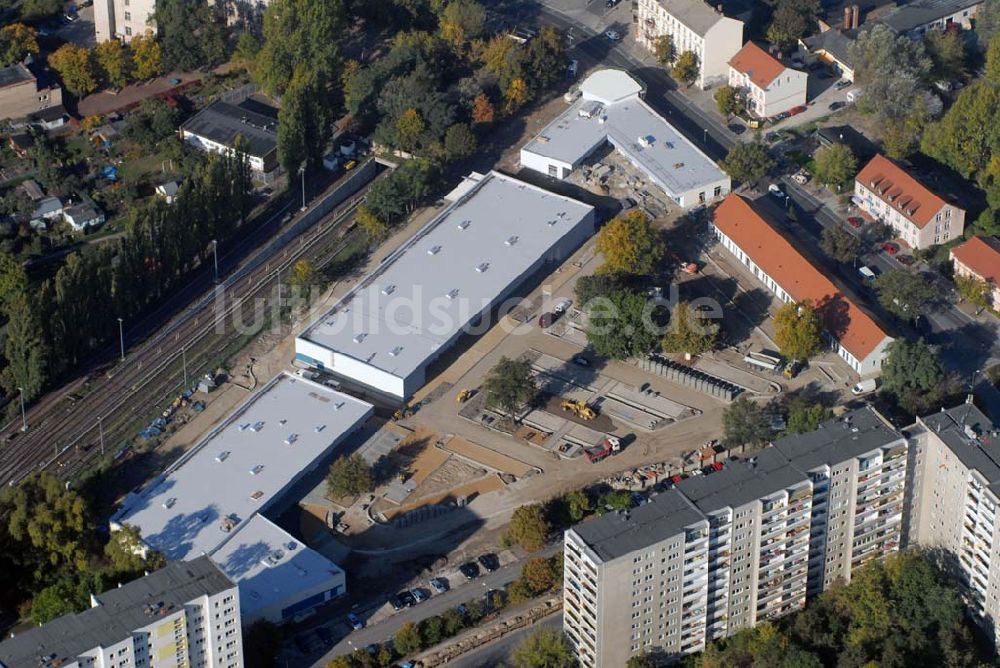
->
(852, 378), (879, 395)
(858, 266), (877, 283)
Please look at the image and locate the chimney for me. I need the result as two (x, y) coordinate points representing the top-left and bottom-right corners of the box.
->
(843, 6), (851, 29)
(851, 4), (860, 29)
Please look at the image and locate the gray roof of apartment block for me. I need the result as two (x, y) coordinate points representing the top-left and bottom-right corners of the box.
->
(0, 557), (233, 668)
(920, 403), (1000, 494)
(569, 406), (904, 563)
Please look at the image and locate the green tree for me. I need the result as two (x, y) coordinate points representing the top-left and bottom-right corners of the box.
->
(627, 654), (657, 668)
(653, 34), (675, 67)
(0, 23), (38, 67)
(104, 524), (165, 576)
(357, 206), (389, 241)
(0, 251), (27, 312)
(955, 274), (993, 310)
(394, 621), (422, 656)
(924, 29), (967, 80)
(849, 24), (932, 120)
(812, 143), (857, 190)
(820, 225), (861, 263)
(326, 453), (373, 499)
(595, 209), (665, 276)
(714, 85), (743, 117)
(723, 395), (772, 448)
(441, 607), (464, 635)
(511, 628), (575, 668)
(419, 614), (444, 646)
(2, 290), (47, 401)
(483, 356), (536, 425)
(661, 301), (719, 356)
(507, 503), (550, 552)
(721, 141), (774, 184)
(785, 398), (832, 434)
(575, 272), (632, 307)
(672, 50), (699, 85)
(154, 0), (228, 71)
(987, 34), (1000, 83)
(254, 0), (343, 96)
(504, 77), (529, 114)
(20, 0), (61, 18)
(774, 299), (823, 361)
(31, 571), (105, 624)
(564, 489), (593, 522)
(439, 0), (486, 47)
(49, 44), (97, 97)
(129, 30), (162, 80)
(874, 268), (935, 317)
(94, 39), (130, 89)
(278, 65), (333, 174)
(586, 289), (662, 360)
(881, 339), (945, 413)
(766, 0), (820, 45)
(472, 93), (495, 124)
(442, 122), (477, 162)
(288, 259), (320, 289)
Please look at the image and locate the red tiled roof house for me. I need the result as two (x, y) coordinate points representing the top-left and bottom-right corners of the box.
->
(728, 42), (808, 118)
(854, 154), (965, 249)
(712, 194), (894, 377)
(950, 236), (1000, 310)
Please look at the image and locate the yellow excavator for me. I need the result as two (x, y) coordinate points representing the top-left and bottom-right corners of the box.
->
(456, 389), (474, 403)
(561, 399), (596, 420)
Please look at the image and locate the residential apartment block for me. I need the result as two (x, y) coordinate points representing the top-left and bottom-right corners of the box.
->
(96, 0), (269, 42)
(728, 42), (808, 118)
(950, 236), (1000, 310)
(635, 0), (744, 88)
(711, 194), (893, 377)
(855, 154), (965, 249)
(564, 407), (909, 666)
(0, 63), (63, 123)
(0, 557), (243, 668)
(878, 0), (983, 37)
(179, 98), (279, 179)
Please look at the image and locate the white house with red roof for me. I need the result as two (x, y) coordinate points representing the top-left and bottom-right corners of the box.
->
(727, 42), (807, 118)
(854, 154), (965, 249)
(950, 236), (1000, 310)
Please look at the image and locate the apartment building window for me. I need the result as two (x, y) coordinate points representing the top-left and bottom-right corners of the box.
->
(124, 11), (131, 20)
(125, 26), (132, 35)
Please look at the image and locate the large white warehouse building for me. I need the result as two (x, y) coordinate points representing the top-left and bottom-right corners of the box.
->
(520, 69), (731, 209)
(295, 170), (596, 401)
(111, 371), (373, 624)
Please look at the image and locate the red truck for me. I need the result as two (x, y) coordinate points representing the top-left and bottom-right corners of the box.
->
(585, 437), (621, 463)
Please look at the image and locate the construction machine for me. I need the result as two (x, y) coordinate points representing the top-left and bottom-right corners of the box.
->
(560, 399), (597, 420)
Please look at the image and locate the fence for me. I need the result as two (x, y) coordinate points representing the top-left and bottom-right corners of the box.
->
(639, 354), (743, 401)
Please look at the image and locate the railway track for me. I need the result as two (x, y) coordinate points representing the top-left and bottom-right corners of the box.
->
(0, 169), (383, 487)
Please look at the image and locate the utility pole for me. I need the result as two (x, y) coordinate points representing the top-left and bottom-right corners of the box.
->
(212, 240), (219, 283)
(300, 165), (307, 211)
(182, 346), (188, 388)
(117, 318), (125, 362)
(98, 416), (104, 456)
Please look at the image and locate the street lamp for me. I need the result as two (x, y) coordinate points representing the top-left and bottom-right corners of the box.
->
(211, 240), (219, 283)
(182, 346), (188, 388)
(97, 416), (105, 456)
(17, 386), (26, 432)
(299, 164), (307, 212)
(703, 127), (707, 145)
(117, 317), (125, 362)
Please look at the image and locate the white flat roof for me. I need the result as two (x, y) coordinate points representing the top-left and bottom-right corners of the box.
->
(523, 70), (728, 198)
(112, 372), (373, 561)
(581, 69), (644, 104)
(298, 171), (594, 381)
(210, 515), (343, 619)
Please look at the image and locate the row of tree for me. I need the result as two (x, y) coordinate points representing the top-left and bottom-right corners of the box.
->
(0, 149), (252, 403)
(694, 550), (987, 667)
(0, 473), (165, 624)
(49, 32), (162, 96)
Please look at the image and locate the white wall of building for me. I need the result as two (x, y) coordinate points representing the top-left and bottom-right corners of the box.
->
(728, 67), (808, 118)
(518, 149), (575, 180)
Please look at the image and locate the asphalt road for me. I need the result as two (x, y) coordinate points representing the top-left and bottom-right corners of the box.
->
(448, 612), (563, 668)
(304, 544), (562, 666)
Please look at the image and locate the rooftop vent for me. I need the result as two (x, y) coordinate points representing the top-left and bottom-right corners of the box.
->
(428, 245), (442, 255)
(284, 433), (298, 445)
(476, 262), (489, 273)
(381, 284), (396, 296)
(547, 219), (557, 227)
(315, 424), (326, 432)
(250, 464), (264, 475)
(389, 346), (403, 357)
(250, 490), (264, 500)
(264, 550), (284, 566)
(163, 497), (177, 509)
(238, 423), (250, 432)
(250, 421), (264, 432)
(505, 235), (519, 246)
(334, 401), (345, 410)
(457, 220), (471, 230)
(215, 451), (230, 462)
(446, 288), (460, 300)
(353, 333), (367, 344)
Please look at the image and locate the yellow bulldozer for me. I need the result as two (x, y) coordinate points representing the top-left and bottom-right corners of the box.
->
(561, 399), (596, 420)
(456, 389), (474, 403)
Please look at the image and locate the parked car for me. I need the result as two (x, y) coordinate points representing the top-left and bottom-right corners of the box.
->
(606, 0), (622, 6)
(430, 577), (449, 593)
(567, 59), (579, 78)
(538, 312), (559, 328)
(788, 105), (807, 116)
(563, 86), (582, 104)
(388, 593), (406, 611)
(835, 79), (852, 90)
(347, 613), (364, 630)
(411, 588), (428, 603)
(315, 627), (334, 648)
(768, 184), (786, 199)
(604, 30), (622, 40)
(397, 590), (416, 607)
(572, 354), (591, 367)
(478, 553), (500, 572)
(828, 101), (846, 111)
(881, 242), (899, 255)
(852, 378), (879, 395)
(858, 265), (878, 283)
(554, 299), (573, 314)
(727, 122), (747, 135)
(847, 216), (864, 228)
(459, 562), (480, 580)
